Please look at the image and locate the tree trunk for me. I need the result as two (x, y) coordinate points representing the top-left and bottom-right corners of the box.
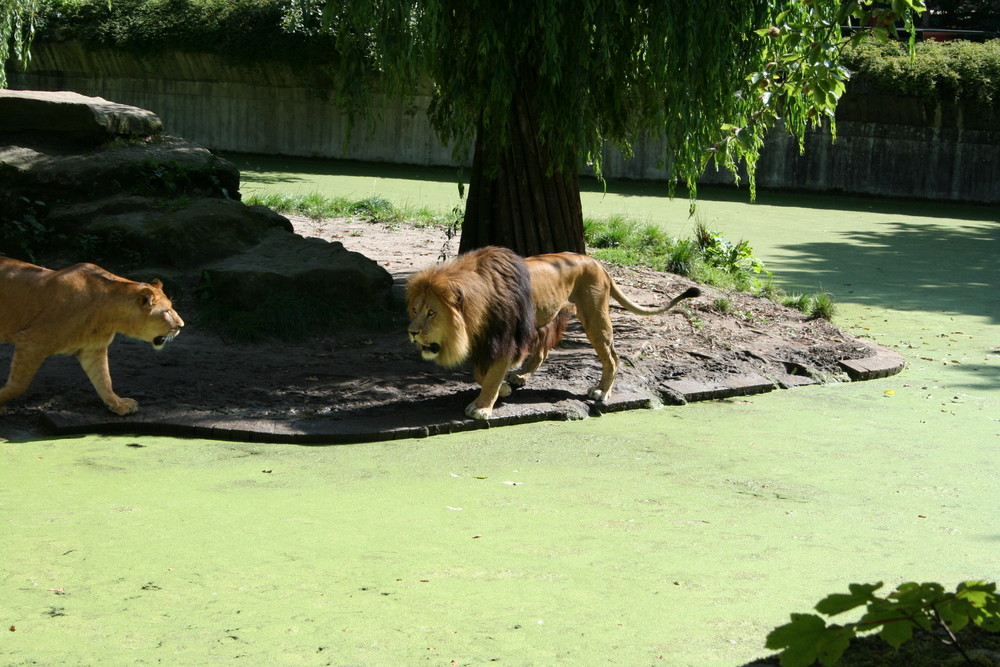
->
(459, 87), (585, 257)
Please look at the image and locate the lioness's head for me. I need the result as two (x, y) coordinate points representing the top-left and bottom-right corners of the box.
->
(135, 280), (184, 349)
(405, 274), (470, 369)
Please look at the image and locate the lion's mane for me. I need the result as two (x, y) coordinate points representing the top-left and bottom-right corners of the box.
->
(406, 246), (536, 375)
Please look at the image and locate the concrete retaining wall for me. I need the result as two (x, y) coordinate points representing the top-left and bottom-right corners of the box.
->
(8, 42), (999, 203)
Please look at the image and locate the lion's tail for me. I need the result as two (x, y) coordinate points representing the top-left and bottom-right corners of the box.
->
(609, 280), (701, 316)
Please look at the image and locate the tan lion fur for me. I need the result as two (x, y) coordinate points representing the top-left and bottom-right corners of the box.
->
(511, 252), (700, 402)
(0, 256), (184, 415)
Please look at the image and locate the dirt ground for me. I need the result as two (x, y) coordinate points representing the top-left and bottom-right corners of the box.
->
(1, 215), (891, 442)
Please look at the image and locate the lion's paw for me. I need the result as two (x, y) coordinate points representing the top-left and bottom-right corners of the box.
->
(505, 373), (526, 389)
(587, 387), (610, 402)
(465, 402), (493, 420)
(110, 398), (139, 416)
(498, 381), (512, 398)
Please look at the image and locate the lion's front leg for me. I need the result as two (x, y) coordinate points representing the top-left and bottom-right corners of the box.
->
(467, 360), (514, 420)
(76, 347), (138, 415)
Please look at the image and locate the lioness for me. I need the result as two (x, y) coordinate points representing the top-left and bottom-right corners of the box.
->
(407, 247), (699, 420)
(0, 256), (184, 415)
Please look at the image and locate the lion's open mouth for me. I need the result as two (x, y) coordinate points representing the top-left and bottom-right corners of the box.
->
(422, 343), (441, 355)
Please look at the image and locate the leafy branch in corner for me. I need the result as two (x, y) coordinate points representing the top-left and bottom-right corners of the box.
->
(765, 580), (1000, 666)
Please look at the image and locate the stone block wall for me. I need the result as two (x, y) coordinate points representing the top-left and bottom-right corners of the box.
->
(8, 41), (998, 203)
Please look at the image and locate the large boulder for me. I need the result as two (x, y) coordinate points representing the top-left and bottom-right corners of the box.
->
(0, 89), (163, 141)
(0, 135), (240, 221)
(202, 229), (393, 315)
(44, 196), (292, 269)
(0, 90), (395, 339)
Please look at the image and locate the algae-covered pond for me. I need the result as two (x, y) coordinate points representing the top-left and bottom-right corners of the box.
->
(3, 157), (998, 665)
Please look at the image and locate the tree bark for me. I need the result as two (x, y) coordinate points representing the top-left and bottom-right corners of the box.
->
(459, 87), (585, 257)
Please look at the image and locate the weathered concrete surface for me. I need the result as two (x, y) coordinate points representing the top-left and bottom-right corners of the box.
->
(8, 42), (1000, 202)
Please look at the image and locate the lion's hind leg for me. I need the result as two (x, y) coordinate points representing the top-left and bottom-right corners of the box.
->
(0, 346), (47, 414)
(575, 308), (619, 402)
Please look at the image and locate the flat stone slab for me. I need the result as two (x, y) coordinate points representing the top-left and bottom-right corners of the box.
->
(838, 348), (906, 380)
(0, 89), (163, 140)
(661, 373), (776, 403)
(37, 351), (901, 444)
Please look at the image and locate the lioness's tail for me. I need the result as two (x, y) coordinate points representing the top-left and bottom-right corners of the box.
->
(609, 281), (700, 316)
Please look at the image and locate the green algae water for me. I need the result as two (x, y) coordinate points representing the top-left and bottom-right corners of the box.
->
(3, 156), (998, 665)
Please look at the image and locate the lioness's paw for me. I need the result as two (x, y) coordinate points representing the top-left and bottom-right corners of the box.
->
(587, 387), (611, 402)
(110, 398), (139, 416)
(465, 403), (493, 420)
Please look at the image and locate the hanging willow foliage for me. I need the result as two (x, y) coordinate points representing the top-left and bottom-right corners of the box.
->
(286, 0), (925, 200)
(1, 0), (39, 88)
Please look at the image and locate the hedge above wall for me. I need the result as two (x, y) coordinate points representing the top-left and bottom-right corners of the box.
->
(35, 0), (336, 66)
(842, 38), (1000, 107)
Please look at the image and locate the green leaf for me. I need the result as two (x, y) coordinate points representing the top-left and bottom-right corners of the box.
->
(735, 127), (754, 151)
(956, 581), (998, 610)
(936, 597), (971, 633)
(815, 625), (854, 667)
(815, 582), (883, 616)
(766, 614), (826, 667)
(878, 616), (914, 649)
(890, 581), (941, 607)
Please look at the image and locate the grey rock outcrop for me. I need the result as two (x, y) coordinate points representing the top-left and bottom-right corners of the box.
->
(0, 90), (394, 339)
(0, 89), (163, 141)
(203, 230), (393, 313)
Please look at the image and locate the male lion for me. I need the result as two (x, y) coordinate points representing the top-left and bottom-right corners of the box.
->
(0, 256), (184, 415)
(406, 247), (699, 420)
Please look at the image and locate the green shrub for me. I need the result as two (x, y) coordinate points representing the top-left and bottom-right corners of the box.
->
(843, 38), (1000, 106)
(582, 214), (841, 318)
(583, 215), (636, 249)
(35, 0), (337, 65)
(244, 191), (353, 219)
(765, 580), (1000, 667)
(663, 238), (701, 277)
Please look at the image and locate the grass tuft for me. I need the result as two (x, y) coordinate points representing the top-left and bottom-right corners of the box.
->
(584, 214), (836, 320)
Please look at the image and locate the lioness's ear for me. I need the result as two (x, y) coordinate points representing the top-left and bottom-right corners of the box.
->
(150, 279), (163, 289)
(138, 287), (156, 308)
